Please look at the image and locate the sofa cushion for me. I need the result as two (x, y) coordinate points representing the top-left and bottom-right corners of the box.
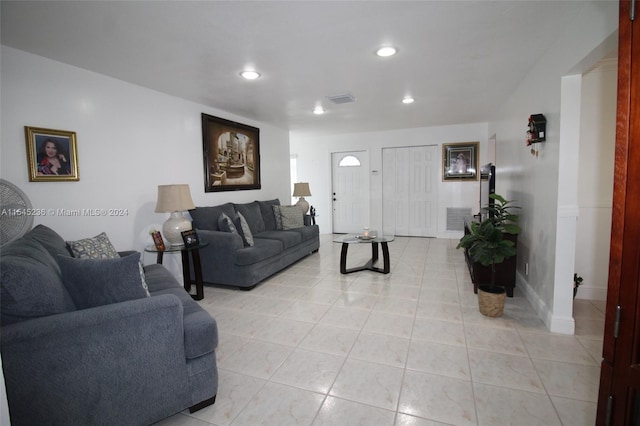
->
(234, 201), (265, 234)
(59, 253), (149, 310)
(25, 224), (73, 261)
(257, 199), (280, 231)
(254, 230), (303, 250)
(1, 226), (76, 325)
(190, 203), (236, 231)
(1, 255), (76, 325)
(272, 205), (283, 230)
(279, 205), (305, 230)
(234, 238), (283, 266)
(236, 212), (255, 247)
(289, 224), (320, 242)
(67, 232), (119, 259)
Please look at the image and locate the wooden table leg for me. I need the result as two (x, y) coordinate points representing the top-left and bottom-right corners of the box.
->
(191, 248), (204, 301)
(181, 250), (191, 293)
(381, 242), (390, 273)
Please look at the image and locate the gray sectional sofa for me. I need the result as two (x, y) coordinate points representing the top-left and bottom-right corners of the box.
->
(0, 225), (219, 426)
(190, 199), (319, 289)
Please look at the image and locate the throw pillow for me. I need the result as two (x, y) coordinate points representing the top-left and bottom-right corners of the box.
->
(279, 205), (305, 230)
(218, 212), (239, 235)
(237, 212), (254, 247)
(58, 252), (149, 310)
(272, 205), (283, 230)
(66, 232), (119, 259)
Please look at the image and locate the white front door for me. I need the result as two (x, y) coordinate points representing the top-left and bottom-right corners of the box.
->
(332, 151), (369, 233)
(383, 145), (437, 237)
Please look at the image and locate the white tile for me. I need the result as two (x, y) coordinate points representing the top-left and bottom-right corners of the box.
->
(468, 349), (545, 394)
(533, 359), (601, 402)
(350, 332), (411, 368)
(270, 348), (345, 394)
(330, 358), (404, 411)
(278, 300), (331, 323)
(407, 340), (470, 380)
(313, 396), (396, 426)
(473, 383), (561, 426)
(363, 311), (415, 339)
(319, 305), (371, 329)
(519, 330), (598, 365)
(218, 340), (292, 380)
(551, 396), (597, 426)
(398, 370), (477, 426)
(464, 324), (527, 356)
(412, 317), (466, 347)
(230, 382), (324, 426)
(394, 413), (451, 426)
(299, 324), (359, 356)
(253, 317), (314, 347)
(188, 369), (265, 426)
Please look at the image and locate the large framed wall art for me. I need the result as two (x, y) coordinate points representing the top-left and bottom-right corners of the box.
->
(442, 141), (479, 181)
(201, 113), (261, 192)
(25, 126), (80, 182)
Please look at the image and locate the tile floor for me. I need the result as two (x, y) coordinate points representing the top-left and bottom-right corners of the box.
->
(155, 235), (605, 426)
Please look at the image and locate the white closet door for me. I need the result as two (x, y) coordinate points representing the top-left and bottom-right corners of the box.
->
(383, 146), (437, 237)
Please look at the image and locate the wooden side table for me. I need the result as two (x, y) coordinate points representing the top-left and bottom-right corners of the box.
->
(144, 242), (208, 300)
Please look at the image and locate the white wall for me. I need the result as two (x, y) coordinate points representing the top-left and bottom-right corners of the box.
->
(488, 1), (618, 333)
(290, 122), (489, 237)
(575, 58), (617, 301)
(1, 46), (291, 261)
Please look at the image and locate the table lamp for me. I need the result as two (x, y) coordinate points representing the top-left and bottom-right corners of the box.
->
(293, 182), (311, 214)
(154, 184), (196, 246)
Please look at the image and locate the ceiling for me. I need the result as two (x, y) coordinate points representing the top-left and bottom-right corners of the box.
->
(1, 1), (593, 135)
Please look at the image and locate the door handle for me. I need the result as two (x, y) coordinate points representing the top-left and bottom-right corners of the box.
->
(333, 198), (337, 201)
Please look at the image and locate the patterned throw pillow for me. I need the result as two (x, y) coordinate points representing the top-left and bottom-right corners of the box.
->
(67, 232), (119, 259)
(237, 212), (254, 247)
(279, 205), (305, 230)
(272, 205), (283, 230)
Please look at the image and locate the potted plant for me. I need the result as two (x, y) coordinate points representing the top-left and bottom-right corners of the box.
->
(457, 193), (521, 317)
(573, 273), (583, 298)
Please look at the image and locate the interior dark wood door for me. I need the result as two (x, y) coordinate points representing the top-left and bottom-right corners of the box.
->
(597, 1), (640, 424)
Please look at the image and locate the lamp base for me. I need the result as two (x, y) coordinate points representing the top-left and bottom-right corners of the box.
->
(163, 211), (192, 246)
(296, 197), (310, 215)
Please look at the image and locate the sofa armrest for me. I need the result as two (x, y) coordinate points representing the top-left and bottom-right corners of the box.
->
(1, 295), (192, 425)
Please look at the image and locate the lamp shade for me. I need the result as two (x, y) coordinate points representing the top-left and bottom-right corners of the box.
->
(155, 184), (195, 213)
(292, 182), (311, 197)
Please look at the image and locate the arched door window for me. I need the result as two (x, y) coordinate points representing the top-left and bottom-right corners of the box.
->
(338, 155), (361, 167)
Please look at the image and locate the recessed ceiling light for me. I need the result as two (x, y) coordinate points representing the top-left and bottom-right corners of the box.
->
(313, 106), (325, 115)
(240, 70), (261, 80)
(376, 46), (397, 57)
(402, 97), (415, 104)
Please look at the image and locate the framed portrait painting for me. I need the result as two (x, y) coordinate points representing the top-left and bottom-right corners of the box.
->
(442, 141), (479, 181)
(25, 126), (79, 182)
(201, 113), (261, 192)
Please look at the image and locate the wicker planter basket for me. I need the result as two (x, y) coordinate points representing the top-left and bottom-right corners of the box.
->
(478, 285), (506, 317)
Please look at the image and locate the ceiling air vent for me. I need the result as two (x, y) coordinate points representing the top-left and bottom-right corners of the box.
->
(327, 93), (356, 104)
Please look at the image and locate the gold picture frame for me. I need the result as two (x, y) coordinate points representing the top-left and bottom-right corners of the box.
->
(25, 126), (79, 182)
(442, 141), (479, 181)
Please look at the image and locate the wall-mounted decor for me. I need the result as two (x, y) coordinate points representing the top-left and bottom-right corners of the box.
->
(25, 126), (79, 182)
(526, 114), (546, 144)
(442, 141), (479, 181)
(201, 113), (261, 192)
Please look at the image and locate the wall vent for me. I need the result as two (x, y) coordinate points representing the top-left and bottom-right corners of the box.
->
(327, 93), (356, 104)
(446, 208), (471, 231)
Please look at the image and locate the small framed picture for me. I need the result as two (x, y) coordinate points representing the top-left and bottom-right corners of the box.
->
(25, 126), (79, 182)
(150, 230), (165, 251)
(443, 141), (479, 181)
(181, 229), (200, 248)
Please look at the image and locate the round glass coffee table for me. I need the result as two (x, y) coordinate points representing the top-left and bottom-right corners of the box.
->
(333, 233), (395, 274)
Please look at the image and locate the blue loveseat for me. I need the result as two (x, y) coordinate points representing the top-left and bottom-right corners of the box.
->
(190, 199), (319, 289)
(0, 225), (218, 425)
